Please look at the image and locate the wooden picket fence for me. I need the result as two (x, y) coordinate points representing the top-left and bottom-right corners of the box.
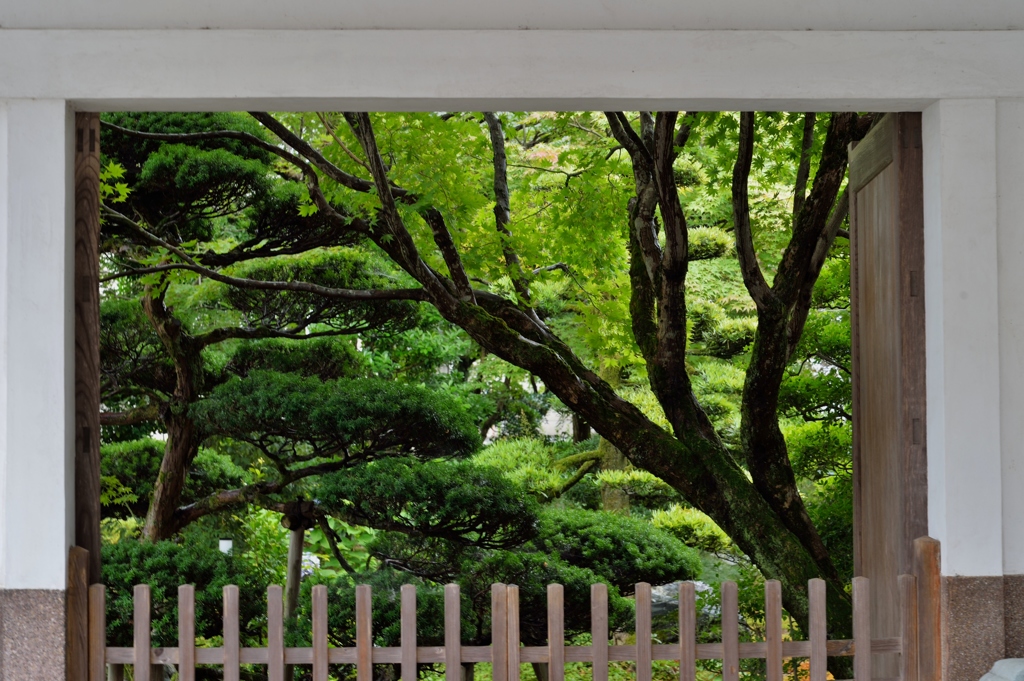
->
(85, 575), (923, 681)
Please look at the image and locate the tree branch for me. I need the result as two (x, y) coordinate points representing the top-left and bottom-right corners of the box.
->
(483, 112), (532, 305)
(315, 112), (372, 173)
(342, 112), (460, 310)
(604, 112), (652, 168)
(732, 112), (776, 309)
(102, 206), (428, 305)
(249, 112), (382, 195)
(786, 187), (849, 358)
(793, 113), (817, 223)
(99, 403), (161, 427)
(100, 121), (318, 176)
(422, 208), (476, 302)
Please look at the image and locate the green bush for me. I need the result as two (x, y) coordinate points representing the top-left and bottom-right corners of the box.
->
(531, 508), (702, 594)
(102, 536), (267, 648)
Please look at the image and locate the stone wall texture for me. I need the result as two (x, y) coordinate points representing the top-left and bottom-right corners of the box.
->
(0, 589), (65, 680)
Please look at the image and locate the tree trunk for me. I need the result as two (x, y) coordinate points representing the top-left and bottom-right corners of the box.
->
(531, 663), (548, 681)
(143, 409), (200, 540)
(141, 290), (205, 541)
(284, 526), (305, 681)
(596, 364), (629, 512)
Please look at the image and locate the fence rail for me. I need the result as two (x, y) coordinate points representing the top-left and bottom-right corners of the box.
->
(87, 574), (921, 681)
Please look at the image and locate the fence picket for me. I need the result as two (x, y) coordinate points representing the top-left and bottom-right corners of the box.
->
(492, 584), (508, 681)
(357, 584), (373, 681)
(636, 583), (652, 681)
(853, 577), (871, 681)
(809, 579), (827, 681)
(88, 584), (105, 681)
(224, 585), (240, 681)
(899, 574), (919, 681)
(592, 583), (609, 681)
(313, 584), (329, 681)
(722, 581), (739, 681)
(678, 582), (695, 681)
(402, 584), (417, 681)
(548, 584), (565, 681)
(445, 584), (461, 681)
(178, 585), (196, 681)
(268, 585), (285, 681)
(507, 585), (521, 681)
(764, 580), (782, 681)
(133, 585), (151, 681)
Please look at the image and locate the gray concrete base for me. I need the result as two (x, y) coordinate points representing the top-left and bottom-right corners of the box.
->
(0, 589), (65, 680)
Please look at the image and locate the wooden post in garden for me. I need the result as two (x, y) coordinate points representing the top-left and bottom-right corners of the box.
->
(74, 111), (102, 587)
(914, 537), (942, 681)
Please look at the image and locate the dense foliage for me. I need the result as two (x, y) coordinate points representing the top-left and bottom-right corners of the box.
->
(96, 107), (857, 680)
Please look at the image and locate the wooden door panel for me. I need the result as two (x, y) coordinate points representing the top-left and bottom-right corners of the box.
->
(849, 113), (926, 678)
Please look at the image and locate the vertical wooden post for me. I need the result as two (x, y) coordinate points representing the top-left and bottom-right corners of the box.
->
(492, 584), (508, 681)
(445, 584), (461, 681)
(635, 583), (652, 681)
(67, 547), (90, 681)
(591, 584), (608, 681)
(548, 584), (564, 681)
(721, 582), (739, 681)
(508, 585), (521, 681)
(809, 579), (827, 681)
(223, 585), (240, 681)
(853, 577), (871, 681)
(268, 585), (285, 681)
(178, 585), (196, 681)
(313, 585), (329, 681)
(88, 584), (106, 681)
(899, 574), (920, 681)
(678, 582), (695, 681)
(401, 584), (418, 681)
(764, 580), (782, 681)
(358, 584), (374, 681)
(133, 585), (151, 681)
(913, 537), (941, 681)
(73, 111), (102, 586)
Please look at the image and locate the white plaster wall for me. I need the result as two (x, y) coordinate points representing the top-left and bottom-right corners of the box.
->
(1, 0), (1022, 31)
(0, 100), (74, 590)
(1, 31), (1024, 111)
(997, 100), (1024, 575)
(924, 100), (1004, 576)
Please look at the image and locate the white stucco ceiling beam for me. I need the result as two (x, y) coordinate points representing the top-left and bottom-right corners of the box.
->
(1, 30), (1023, 111)
(2, 0), (1022, 31)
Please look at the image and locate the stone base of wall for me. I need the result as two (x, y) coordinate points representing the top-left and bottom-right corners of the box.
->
(0, 589), (65, 680)
(1003, 575), (1024, 658)
(941, 575), (1024, 681)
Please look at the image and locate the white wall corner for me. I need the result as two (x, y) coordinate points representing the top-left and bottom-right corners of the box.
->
(923, 99), (1004, 577)
(997, 99), (1024, 576)
(0, 99), (74, 590)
